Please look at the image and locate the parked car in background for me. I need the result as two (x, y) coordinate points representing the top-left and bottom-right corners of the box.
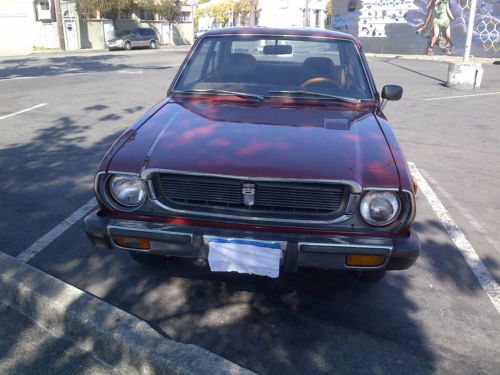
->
(85, 27), (420, 282)
(108, 28), (158, 50)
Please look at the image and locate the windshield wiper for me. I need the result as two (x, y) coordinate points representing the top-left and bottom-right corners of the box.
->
(267, 90), (361, 104)
(174, 89), (264, 101)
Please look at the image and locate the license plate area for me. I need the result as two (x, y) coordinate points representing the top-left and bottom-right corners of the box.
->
(206, 237), (283, 278)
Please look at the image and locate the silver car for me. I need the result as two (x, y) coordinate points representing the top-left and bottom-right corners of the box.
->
(108, 28), (159, 50)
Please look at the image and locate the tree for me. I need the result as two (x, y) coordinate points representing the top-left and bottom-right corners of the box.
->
(233, 0), (251, 25)
(155, 0), (181, 44)
(325, 0), (332, 18)
(77, 0), (135, 29)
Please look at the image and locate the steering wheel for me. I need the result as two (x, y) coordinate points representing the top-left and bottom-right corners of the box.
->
(300, 77), (342, 89)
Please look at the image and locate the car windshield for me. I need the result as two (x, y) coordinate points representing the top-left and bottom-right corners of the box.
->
(173, 35), (373, 101)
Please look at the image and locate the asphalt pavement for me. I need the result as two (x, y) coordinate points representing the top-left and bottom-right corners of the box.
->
(0, 47), (499, 374)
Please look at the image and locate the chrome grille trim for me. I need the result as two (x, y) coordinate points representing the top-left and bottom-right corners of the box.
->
(142, 168), (360, 225)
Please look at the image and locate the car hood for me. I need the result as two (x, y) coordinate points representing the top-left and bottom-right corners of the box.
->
(108, 99), (400, 188)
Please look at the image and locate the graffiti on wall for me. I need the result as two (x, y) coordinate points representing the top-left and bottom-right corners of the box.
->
(408, 0), (499, 51)
(357, 0), (419, 37)
(336, 0), (499, 52)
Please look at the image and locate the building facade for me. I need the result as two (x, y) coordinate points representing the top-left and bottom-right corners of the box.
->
(259, 0), (328, 29)
(0, 0), (194, 55)
(331, 0), (499, 58)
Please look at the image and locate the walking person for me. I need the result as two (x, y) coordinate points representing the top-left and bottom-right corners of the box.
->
(417, 0), (455, 55)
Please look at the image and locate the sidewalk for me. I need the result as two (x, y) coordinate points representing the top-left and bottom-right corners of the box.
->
(0, 303), (117, 375)
(365, 52), (498, 65)
(0, 45), (192, 60)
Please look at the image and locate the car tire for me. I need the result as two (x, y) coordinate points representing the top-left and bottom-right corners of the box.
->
(124, 41), (131, 50)
(149, 40), (157, 49)
(129, 251), (167, 265)
(351, 269), (386, 282)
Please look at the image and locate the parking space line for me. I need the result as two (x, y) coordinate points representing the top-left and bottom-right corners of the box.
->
(409, 162), (500, 314)
(419, 168), (500, 253)
(16, 199), (97, 263)
(0, 103), (47, 120)
(423, 91), (500, 101)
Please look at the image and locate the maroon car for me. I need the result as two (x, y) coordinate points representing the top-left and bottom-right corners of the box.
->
(85, 27), (420, 281)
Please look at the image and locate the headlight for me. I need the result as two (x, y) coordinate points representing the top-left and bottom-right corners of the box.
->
(109, 175), (146, 208)
(360, 191), (400, 226)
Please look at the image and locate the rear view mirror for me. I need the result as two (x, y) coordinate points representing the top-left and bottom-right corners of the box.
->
(263, 45), (292, 55)
(381, 85), (403, 101)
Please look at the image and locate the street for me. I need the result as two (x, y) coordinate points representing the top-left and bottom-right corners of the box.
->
(0, 48), (499, 374)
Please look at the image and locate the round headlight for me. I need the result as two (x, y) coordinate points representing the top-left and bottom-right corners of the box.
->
(360, 191), (400, 226)
(109, 175), (146, 208)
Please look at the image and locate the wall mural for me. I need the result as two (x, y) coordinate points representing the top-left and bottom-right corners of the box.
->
(332, 0), (499, 54)
(408, 0), (499, 52)
(357, 0), (420, 37)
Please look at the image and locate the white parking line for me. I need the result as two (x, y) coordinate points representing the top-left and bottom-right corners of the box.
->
(117, 69), (143, 74)
(16, 199), (97, 263)
(423, 91), (500, 101)
(419, 168), (500, 253)
(0, 103), (47, 120)
(409, 162), (500, 314)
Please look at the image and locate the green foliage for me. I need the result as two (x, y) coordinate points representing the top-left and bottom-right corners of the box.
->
(325, 0), (332, 18)
(77, 0), (134, 19)
(155, 0), (181, 23)
(194, 0), (255, 29)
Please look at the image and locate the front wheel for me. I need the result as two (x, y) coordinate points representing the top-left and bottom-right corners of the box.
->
(124, 41), (131, 50)
(351, 269), (386, 282)
(129, 251), (166, 265)
(149, 40), (157, 49)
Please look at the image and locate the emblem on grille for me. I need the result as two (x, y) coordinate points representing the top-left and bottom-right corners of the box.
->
(242, 183), (255, 207)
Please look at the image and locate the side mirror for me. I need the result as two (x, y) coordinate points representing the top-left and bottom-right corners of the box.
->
(381, 85), (403, 101)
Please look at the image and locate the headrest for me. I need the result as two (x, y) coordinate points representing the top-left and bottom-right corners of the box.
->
(303, 57), (334, 75)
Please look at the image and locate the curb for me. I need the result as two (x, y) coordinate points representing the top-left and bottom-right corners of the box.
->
(365, 53), (497, 65)
(0, 252), (254, 375)
(0, 45), (192, 59)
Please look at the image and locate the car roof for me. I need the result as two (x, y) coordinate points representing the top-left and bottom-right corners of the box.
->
(202, 26), (359, 44)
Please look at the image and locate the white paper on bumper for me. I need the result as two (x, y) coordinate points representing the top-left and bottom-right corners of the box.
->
(208, 238), (281, 278)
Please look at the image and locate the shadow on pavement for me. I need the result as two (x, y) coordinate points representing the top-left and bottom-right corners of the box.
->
(26, 222), (454, 374)
(383, 59), (447, 84)
(0, 54), (170, 79)
(0, 105), (128, 255)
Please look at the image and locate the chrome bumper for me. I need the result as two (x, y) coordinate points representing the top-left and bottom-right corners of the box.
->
(84, 210), (420, 271)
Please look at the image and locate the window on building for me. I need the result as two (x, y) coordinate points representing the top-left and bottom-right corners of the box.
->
(118, 10), (132, 19)
(139, 8), (155, 20)
(36, 1), (52, 21)
(314, 10), (320, 27)
(178, 11), (192, 23)
(348, 0), (358, 12)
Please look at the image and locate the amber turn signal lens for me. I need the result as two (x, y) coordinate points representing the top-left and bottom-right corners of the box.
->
(345, 254), (385, 267)
(114, 236), (150, 250)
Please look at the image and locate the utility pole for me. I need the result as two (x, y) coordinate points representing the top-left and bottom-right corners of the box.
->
(446, 0), (483, 90)
(463, 0), (477, 62)
(53, 0), (66, 50)
(249, 0), (256, 26)
(304, 0), (310, 27)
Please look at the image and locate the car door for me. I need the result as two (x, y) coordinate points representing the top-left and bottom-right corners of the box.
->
(130, 30), (141, 48)
(138, 29), (149, 47)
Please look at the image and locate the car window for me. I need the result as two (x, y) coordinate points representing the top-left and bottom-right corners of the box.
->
(179, 38), (223, 87)
(174, 35), (373, 100)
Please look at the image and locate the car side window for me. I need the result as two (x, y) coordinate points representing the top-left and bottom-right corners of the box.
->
(179, 39), (223, 87)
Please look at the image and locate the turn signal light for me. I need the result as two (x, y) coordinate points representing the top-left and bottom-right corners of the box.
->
(114, 236), (150, 250)
(346, 254), (385, 267)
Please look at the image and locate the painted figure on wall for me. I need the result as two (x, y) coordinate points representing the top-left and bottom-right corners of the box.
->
(416, 0), (456, 55)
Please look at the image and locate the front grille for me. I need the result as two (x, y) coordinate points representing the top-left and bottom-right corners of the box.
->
(153, 173), (348, 220)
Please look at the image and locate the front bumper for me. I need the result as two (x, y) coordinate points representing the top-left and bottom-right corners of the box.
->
(84, 210), (420, 272)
